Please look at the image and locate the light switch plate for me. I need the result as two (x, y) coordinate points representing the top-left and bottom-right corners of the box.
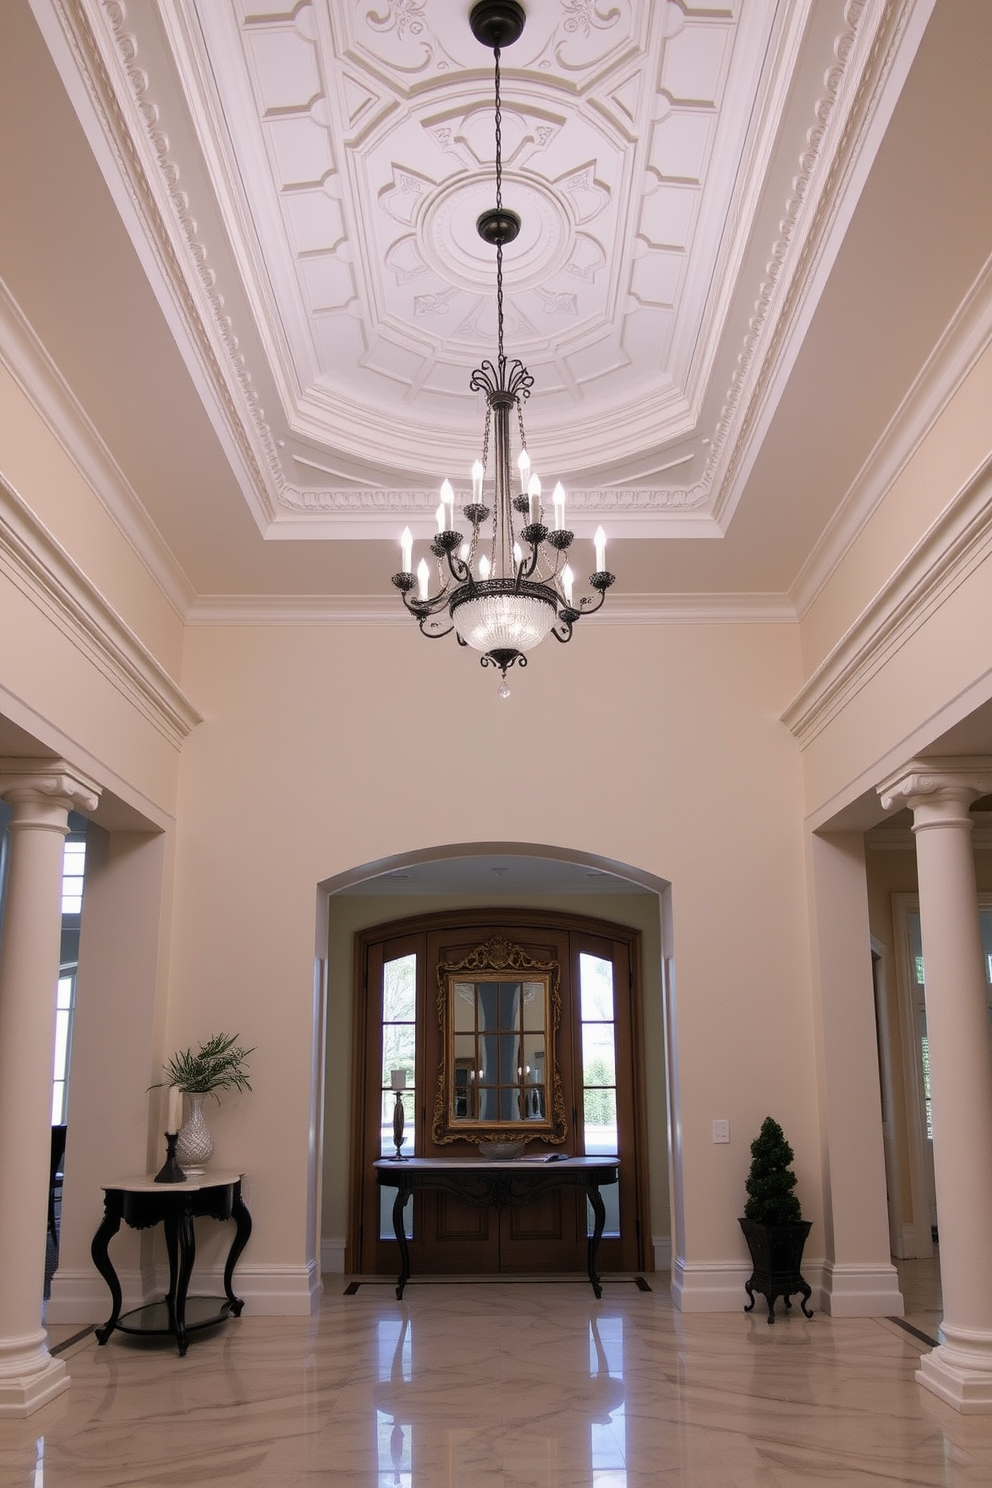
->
(712, 1119), (730, 1143)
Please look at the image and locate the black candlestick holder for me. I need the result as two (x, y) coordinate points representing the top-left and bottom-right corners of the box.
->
(392, 1091), (407, 1160)
(154, 1132), (186, 1184)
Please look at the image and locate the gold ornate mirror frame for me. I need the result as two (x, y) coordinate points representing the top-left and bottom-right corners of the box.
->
(432, 934), (566, 1147)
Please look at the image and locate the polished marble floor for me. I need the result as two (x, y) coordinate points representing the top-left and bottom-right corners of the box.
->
(7, 1259), (991, 1488)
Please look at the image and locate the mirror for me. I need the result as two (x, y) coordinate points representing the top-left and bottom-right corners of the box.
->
(432, 935), (566, 1146)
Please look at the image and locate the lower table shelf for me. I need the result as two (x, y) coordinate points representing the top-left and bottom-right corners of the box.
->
(112, 1295), (243, 1338)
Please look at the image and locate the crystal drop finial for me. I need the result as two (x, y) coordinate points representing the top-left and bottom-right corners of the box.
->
(497, 679), (511, 699)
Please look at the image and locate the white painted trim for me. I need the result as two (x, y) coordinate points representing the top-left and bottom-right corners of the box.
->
(186, 1261), (322, 1316)
(0, 1357), (68, 1420)
(917, 1346), (992, 1413)
(46, 1266), (146, 1325)
(782, 454), (992, 747)
(791, 255), (992, 618)
(0, 281), (194, 618)
(651, 1236), (672, 1273)
(321, 1237), (346, 1275)
(185, 592), (796, 627)
(819, 1261), (904, 1317)
(0, 477), (201, 748)
(672, 1255), (827, 1316)
(670, 1258), (752, 1314)
(47, 1260), (322, 1322)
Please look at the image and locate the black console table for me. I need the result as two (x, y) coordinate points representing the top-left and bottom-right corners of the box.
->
(91, 1171), (252, 1356)
(374, 1156), (619, 1299)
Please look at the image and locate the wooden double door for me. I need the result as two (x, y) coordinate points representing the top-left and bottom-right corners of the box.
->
(348, 910), (647, 1277)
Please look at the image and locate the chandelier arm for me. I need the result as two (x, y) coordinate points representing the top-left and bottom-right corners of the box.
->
(403, 587), (450, 619)
(417, 611), (455, 640)
(551, 616), (575, 644)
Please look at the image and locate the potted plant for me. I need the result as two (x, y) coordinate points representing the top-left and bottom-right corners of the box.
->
(153, 1033), (253, 1173)
(738, 1115), (813, 1323)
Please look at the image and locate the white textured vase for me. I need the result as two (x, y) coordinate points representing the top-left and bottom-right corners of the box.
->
(175, 1091), (214, 1174)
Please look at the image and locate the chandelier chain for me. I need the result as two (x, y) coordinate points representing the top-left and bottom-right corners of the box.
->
(494, 46), (505, 369)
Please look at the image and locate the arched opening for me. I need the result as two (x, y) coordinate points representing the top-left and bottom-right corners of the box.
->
(316, 844), (674, 1279)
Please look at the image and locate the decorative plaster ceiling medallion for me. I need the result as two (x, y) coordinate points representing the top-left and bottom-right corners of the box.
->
(418, 171), (570, 300)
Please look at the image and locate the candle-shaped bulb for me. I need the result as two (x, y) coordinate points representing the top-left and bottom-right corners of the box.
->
(517, 448), (531, 492)
(459, 542), (470, 562)
(400, 526), (413, 574)
(479, 554), (491, 580)
(440, 478), (454, 530)
(594, 525), (607, 573)
(513, 541), (523, 567)
(562, 563), (574, 607)
(435, 502), (445, 533)
(552, 482), (566, 531)
(528, 473), (541, 525)
(417, 558), (430, 600)
(471, 459), (484, 503)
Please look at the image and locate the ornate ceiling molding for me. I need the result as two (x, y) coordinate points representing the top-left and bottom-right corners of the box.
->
(32, 0), (928, 539)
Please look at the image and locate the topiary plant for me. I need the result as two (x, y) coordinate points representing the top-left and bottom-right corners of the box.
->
(743, 1116), (803, 1224)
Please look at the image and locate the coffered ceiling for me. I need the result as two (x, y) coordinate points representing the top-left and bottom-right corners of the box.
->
(4, 0), (990, 607)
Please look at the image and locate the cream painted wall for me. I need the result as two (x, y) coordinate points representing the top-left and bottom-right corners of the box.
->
(167, 616), (817, 1301)
(0, 364), (185, 676)
(800, 341), (992, 681)
(320, 889), (667, 1262)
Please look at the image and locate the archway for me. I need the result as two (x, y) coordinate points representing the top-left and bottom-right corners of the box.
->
(315, 843), (674, 1279)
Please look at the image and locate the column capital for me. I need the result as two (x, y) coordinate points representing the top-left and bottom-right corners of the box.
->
(877, 756), (992, 814)
(0, 758), (100, 816)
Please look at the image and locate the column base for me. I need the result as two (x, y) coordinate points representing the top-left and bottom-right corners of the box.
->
(918, 1332), (992, 1414)
(0, 1331), (69, 1418)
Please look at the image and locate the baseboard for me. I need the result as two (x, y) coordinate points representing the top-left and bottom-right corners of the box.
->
(171, 1260), (323, 1316)
(819, 1260), (904, 1316)
(671, 1255), (829, 1315)
(321, 1237), (346, 1274)
(47, 1261), (322, 1322)
(671, 1257), (754, 1312)
(46, 1267), (144, 1325)
(652, 1235), (672, 1272)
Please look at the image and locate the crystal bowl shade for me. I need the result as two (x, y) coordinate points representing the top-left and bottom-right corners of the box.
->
(450, 579), (558, 653)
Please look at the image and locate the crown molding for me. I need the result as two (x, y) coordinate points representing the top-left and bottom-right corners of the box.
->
(782, 453), (992, 747)
(709, 0), (934, 531)
(790, 253), (992, 617)
(0, 476), (201, 748)
(185, 592), (796, 627)
(0, 280), (195, 618)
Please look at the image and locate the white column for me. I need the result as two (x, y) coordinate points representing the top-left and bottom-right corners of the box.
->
(878, 757), (992, 1412)
(0, 760), (99, 1418)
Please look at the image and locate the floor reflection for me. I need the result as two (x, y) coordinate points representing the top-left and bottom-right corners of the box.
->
(373, 1309), (629, 1488)
(15, 1267), (992, 1488)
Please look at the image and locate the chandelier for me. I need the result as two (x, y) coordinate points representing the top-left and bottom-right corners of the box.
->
(391, 0), (615, 698)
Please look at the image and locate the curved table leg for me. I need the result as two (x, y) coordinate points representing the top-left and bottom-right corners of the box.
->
(173, 1206), (196, 1357)
(392, 1183), (412, 1300)
(586, 1182), (606, 1299)
(91, 1202), (124, 1345)
(223, 1189), (253, 1315)
(163, 1211), (180, 1337)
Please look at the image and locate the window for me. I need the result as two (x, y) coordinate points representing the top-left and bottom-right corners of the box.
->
(52, 833), (86, 1124)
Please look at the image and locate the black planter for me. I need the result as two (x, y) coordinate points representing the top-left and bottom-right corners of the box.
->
(738, 1217), (813, 1324)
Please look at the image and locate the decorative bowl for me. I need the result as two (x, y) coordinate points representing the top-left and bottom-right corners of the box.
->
(477, 1139), (527, 1160)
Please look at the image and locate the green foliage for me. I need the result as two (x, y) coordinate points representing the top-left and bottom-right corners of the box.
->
(743, 1116), (803, 1224)
(152, 1032), (254, 1097)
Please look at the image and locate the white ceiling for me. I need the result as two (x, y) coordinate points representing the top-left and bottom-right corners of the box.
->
(4, 0), (991, 608)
